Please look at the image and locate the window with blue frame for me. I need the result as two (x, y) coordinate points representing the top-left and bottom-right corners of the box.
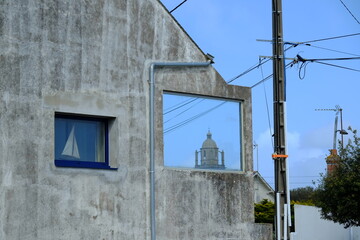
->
(54, 114), (115, 170)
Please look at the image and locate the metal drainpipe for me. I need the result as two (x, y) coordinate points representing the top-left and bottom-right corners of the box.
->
(148, 61), (211, 240)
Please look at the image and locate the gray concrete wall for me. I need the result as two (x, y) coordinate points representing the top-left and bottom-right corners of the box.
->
(156, 170), (272, 240)
(0, 0), (271, 239)
(155, 68), (271, 239)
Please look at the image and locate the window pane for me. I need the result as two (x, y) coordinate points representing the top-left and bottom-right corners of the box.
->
(163, 93), (242, 171)
(55, 117), (105, 162)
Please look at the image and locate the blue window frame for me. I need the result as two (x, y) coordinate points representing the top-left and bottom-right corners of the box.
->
(54, 114), (116, 170)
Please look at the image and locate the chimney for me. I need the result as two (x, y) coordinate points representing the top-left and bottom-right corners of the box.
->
(326, 149), (340, 174)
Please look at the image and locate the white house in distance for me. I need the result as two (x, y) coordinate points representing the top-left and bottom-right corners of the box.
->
(253, 171), (275, 203)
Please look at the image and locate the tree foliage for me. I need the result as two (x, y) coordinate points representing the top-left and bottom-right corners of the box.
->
(254, 199), (275, 224)
(254, 199), (312, 232)
(290, 186), (316, 204)
(315, 128), (360, 228)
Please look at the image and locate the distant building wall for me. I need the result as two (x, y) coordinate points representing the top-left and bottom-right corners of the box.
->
(253, 172), (274, 203)
(291, 205), (360, 240)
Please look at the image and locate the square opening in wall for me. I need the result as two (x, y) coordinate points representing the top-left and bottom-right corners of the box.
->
(163, 92), (243, 171)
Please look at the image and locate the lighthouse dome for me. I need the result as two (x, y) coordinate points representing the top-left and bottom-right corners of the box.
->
(202, 131), (218, 149)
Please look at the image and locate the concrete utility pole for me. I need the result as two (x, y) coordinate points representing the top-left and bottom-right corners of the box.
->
(272, 0), (290, 239)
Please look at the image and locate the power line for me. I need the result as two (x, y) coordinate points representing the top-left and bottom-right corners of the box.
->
(263, 176), (321, 178)
(226, 62), (265, 84)
(260, 60), (274, 149)
(164, 59), (266, 131)
(298, 56), (360, 62)
(164, 97), (194, 112)
(163, 34), (359, 133)
(268, 182), (316, 184)
(339, 0), (360, 24)
(315, 61), (360, 72)
(164, 55), (358, 134)
(251, 62), (294, 88)
(302, 32), (360, 44)
(251, 72), (273, 88)
(294, 54), (360, 78)
(164, 54), (276, 115)
(298, 62), (310, 80)
(164, 101), (226, 134)
(170, 0), (188, 13)
(164, 99), (204, 124)
(164, 60), (266, 117)
(164, 97), (199, 115)
(230, 46), (304, 87)
(163, 58), (270, 131)
(292, 54), (360, 79)
(227, 45), (295, 84)
(305, 44), (360, 57)
(258, 33), (360, 45)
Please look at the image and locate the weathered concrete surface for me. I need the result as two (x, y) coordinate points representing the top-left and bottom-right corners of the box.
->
(157, 169), (272, 240)
(0, 0), (272, 239)
(154, 67), (271, 239)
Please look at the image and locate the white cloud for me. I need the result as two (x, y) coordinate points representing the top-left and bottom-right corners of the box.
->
(299, 124), (334, 150)
(255, 128), (328, 189)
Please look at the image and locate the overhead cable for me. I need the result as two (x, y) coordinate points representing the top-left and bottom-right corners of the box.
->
(164, 99), (204, 124)
(164, 101), (226, 134)
(295, 54), (360, 78)
(305, 44), (360, 57)
(226, 62), (265, 84)
(298, 62), (310, 80)
(164, 97), (199, 115)
(259, 59), (274, 148)
(170, 0), (188, 13)
(315, 61), (360, 72)
(227, 45), (294, 84)
(301, 32), (360, 44)
(251, 62), (294, 88)
(297, 56), (360, 62)
(258, 33), (360, 45)
(263, 176), (321, 178)
(339, 0), (360, 24)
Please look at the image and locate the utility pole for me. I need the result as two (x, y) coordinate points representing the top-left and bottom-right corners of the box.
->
(272, 0), (290, 239)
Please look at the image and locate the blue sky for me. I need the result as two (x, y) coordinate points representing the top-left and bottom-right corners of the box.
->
(163, 93), (242, 170)
(160, 0), (360, 189)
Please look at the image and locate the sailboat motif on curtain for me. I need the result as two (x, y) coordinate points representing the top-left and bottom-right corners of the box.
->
(61, 125), (80, 159)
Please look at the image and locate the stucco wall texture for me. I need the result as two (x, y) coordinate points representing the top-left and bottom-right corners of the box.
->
(0, 0), (271, 239)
